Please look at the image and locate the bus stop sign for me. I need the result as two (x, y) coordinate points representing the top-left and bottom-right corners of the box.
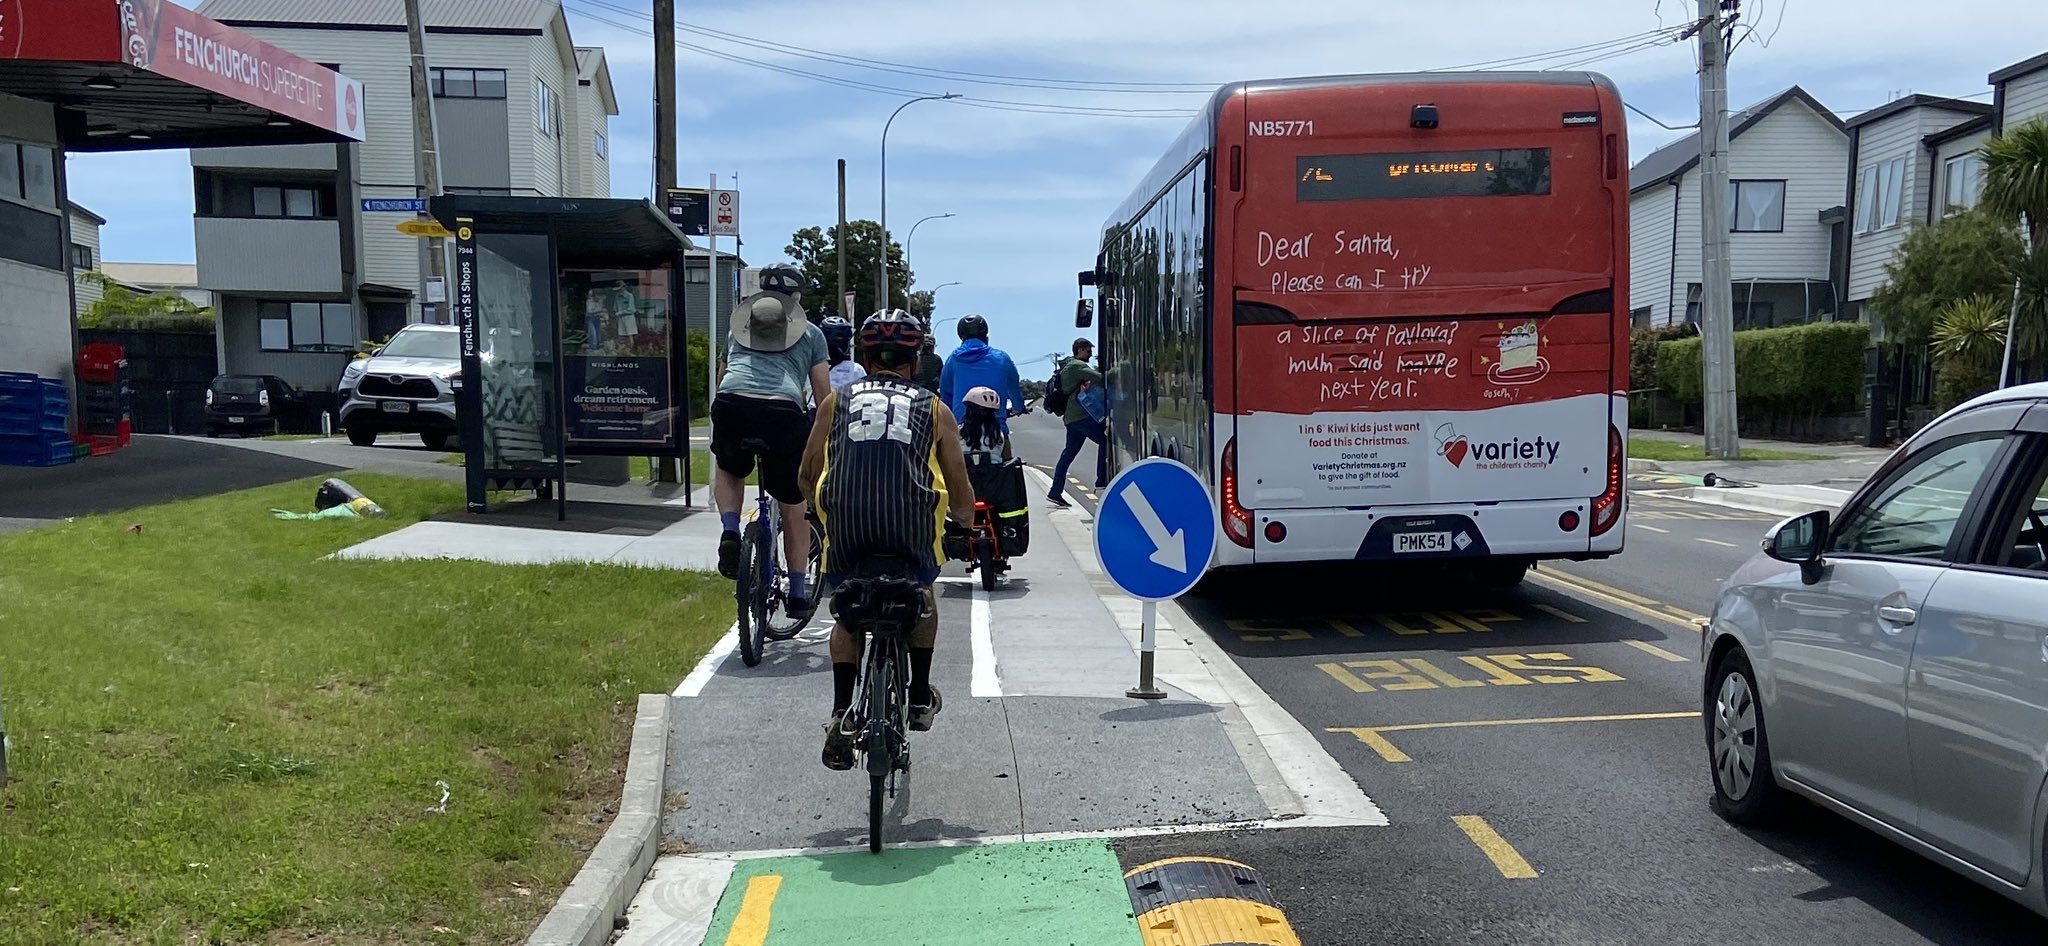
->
(1093, 458), (1216, 601)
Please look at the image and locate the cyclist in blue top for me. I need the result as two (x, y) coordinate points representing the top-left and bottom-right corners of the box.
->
(938, 315), (1024, 438)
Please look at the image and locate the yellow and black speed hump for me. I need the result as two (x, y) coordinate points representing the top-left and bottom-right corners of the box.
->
(1123, 856), (1302, 946)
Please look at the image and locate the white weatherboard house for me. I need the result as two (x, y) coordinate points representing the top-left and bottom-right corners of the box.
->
(1628, 87), (1850, 331)
(1838, 95), (1998, 330)
(189, 0), (617, 392)
(68, 202), (105, 320)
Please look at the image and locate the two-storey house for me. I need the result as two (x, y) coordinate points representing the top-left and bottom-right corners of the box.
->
(188, 0), (616, 392)
(1628, 87), (1849, 331)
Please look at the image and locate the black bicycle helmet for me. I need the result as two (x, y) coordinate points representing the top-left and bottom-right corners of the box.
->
(758, 264), (803, 296)
(956, 314), (989, 341)
(820, 315), (854, 347)
(859, 309), (925, 369)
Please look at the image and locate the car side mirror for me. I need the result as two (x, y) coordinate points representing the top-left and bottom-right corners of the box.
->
(1075, 299), (1093, 329)
(1764, 510), (1830, 583)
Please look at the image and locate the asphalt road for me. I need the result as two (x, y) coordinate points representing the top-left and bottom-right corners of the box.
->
(0, 434), (340, 521)
(1009, 410), (2048, 946)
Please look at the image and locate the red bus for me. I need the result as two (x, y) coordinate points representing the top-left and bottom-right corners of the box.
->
(1080, 72), (1629, 583)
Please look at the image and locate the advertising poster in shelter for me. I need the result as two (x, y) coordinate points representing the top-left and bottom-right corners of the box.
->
(559, 268), (678, 451)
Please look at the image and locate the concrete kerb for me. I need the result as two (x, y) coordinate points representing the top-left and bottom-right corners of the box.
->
(1657, 483), (1851, 519)
(1625, 457), (1662, 473)
(526, 693), (669, 946)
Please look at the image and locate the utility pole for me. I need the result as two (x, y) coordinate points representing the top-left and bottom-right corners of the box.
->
(401, 0), (447, 323)
(651, 0), (680, 484)
(836, 159), (848, 318)
(1694, 0), (1740, 459)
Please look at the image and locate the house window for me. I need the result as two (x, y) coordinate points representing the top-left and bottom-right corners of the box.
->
(685, 267), (709, 284)
(429, 68), (506, 99)
(1856, 157), (1907, 233)
(594, 131), (607, 159)
(252, 184), (334, 219)
(258, 300), (354, 352)
(0, 141), (58, 210)
(1728, 180), (1786, 232)
(1684, 283), (1702, 324)
(1943, 154), (1984, 214)
(536, 81), (560, 137)
(1630, 306), (1652, 329)
(70, 243), (93, 271)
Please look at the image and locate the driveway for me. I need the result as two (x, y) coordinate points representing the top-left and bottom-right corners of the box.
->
(0, 435), (340, 524)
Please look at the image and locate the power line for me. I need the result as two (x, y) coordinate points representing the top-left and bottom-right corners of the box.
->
(1625, 100), (1698, 130)
(1427, 26), (1690, 72)
(573, 0), (1216, 94)
(565, 3), (1194, 119)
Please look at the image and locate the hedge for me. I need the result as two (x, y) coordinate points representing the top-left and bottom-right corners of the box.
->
(1656, 321), (1870, 416)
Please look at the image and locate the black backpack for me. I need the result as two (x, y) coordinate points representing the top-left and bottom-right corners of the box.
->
(1041, 359), (1069, 416)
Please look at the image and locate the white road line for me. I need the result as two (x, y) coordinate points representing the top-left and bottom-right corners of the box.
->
(1633, 523), (1670, 534)
(674, 623), (739, 697)
(680, 813), (1386, 862)
(970, 587), (1001, 698)
(1696, 537), (1739, 548)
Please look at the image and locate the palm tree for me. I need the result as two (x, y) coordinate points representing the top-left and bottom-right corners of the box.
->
(1932, 294), (2008, 408)
(1977, 117), (2048, 382)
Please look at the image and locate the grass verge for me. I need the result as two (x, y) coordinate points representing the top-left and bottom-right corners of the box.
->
(0, 473), (729, 944)
(1629, 438), (1834, 462)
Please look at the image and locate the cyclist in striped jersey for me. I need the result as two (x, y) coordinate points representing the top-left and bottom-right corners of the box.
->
(800, 310), (976, 770)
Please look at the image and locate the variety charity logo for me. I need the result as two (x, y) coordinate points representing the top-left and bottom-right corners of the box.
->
(1435, 423), (1562, 471)
(345, 83), (360, 134)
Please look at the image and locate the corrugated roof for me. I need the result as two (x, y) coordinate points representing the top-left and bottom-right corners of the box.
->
(1629, 86), (1844, 195)
(197, 0), (556, 31)
(1990, 50), (2048, 85)
(67, 201), (105, 225)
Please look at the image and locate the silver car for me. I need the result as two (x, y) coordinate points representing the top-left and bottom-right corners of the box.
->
(337, 324), (461, 449)
(1703, 381), (2048, 916)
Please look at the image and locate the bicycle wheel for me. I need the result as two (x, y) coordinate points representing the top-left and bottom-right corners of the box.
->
(864, 643), (898, 853)
(978, 541), (999, 592)
(735, 520), (770, 667)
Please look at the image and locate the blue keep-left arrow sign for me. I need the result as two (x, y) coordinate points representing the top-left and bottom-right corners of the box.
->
(1093, 458), (1217, 601)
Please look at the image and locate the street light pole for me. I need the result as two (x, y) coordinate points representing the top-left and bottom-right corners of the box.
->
(879, 93), (959, 311)
(905, 212), (955, 267)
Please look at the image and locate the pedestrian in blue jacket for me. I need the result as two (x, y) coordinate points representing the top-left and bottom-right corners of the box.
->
(938, 315), (1025, 434)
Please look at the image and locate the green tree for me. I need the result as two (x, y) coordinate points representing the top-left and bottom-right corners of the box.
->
(1867, 209), (2023, 349)
(1931, 294), (2008, 409)
(78, 271), (211, 330)
(905, 290), (935, 320)
(1979, 117), (2048, 375)
(783, 220), (915, 320)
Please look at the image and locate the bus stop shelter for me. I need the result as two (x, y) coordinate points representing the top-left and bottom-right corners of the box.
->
(429, 195), (696, 518)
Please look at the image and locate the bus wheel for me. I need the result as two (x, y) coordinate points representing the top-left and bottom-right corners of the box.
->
(1473, 558), (1531, 588)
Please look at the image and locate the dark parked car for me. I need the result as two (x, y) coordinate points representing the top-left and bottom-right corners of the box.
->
(204, 374), (310, 437)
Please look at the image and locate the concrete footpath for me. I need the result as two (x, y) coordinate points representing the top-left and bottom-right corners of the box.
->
(1628, 429), (1894, 518)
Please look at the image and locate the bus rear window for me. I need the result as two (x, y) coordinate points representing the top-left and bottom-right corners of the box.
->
(1297, 148), (1551, 201)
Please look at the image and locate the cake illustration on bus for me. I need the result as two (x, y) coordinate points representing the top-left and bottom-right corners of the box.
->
(1487, 319), (1550, 385)
(1498, 320), (1539, 372)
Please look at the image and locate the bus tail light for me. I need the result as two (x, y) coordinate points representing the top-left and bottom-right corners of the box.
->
(1221, 438), (1254, 548)
(1590, 425), (1624, 537)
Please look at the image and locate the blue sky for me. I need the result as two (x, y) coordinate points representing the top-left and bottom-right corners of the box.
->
(68, 0), (2045, 366)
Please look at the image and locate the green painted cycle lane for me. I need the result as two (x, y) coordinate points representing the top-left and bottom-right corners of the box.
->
(701, 839), (1141, 946)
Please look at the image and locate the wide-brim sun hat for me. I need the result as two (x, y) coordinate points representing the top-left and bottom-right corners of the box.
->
(729, 291), (808, 352)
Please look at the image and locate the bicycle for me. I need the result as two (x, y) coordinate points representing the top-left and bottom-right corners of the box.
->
(826, 557), (926, 852)
(733, 438), (823, 667)
(966, 497), (1009, 592)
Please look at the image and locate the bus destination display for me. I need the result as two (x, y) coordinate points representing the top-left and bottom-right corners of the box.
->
(1297, 148), (1551, 201)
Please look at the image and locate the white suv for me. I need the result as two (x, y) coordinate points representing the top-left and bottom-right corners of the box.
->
(337, 324), (461, 449)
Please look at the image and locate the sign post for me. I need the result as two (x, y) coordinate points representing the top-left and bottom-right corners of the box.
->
(1092, 458), (1217, 700)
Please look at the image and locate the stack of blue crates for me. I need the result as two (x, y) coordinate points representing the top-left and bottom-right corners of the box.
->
(0, 371), (76, 467)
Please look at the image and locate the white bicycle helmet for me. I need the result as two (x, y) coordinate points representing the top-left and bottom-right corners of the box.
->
(964, 386), (1002, 410)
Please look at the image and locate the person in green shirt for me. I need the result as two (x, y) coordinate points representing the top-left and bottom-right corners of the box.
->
(1047, 337), (1108, 508)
